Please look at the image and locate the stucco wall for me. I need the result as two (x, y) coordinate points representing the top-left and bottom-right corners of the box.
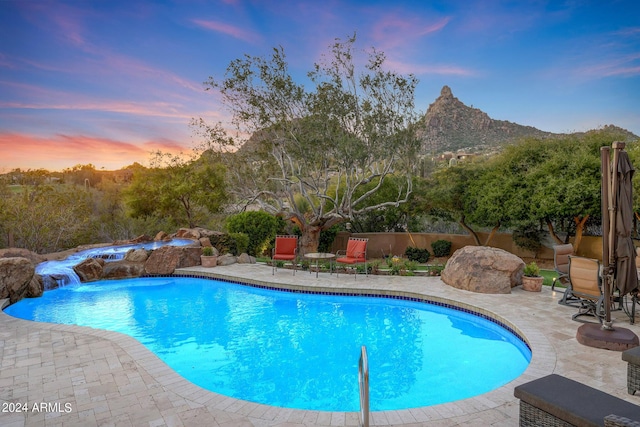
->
(331, 232), (603, 261)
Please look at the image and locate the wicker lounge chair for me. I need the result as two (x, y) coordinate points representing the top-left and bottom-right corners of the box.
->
(271, 235), (298, 275)
(336, 237), (368, 278)
(568, 255), (605, 323)
(623, 345), (640, 395)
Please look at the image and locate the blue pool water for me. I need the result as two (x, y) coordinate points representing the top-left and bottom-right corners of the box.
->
(3, 276), (531, 411)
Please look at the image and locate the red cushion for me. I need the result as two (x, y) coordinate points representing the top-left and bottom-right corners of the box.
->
(336, 257), (359, 264)
(346, 239), (367, 259)
(274, 237), (297, 256)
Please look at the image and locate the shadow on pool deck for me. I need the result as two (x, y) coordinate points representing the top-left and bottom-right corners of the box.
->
(1, 263), (639, 426)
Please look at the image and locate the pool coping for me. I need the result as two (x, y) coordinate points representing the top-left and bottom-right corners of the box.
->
(1, 264), (557, 426)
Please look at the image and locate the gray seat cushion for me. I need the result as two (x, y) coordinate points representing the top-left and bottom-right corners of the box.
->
(514, 374), (640, 426)
(623, 346), (640, 365)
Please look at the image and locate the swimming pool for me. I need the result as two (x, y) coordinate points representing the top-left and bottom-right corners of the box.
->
(3, 276), (531, 411)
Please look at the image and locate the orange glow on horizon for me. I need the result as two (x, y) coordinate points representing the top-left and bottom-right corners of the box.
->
(0, 132), (190, 172)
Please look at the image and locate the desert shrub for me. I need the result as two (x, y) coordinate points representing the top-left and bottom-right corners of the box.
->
(209, 232), (248, 256)
(431, 239), (452, 257)
(226, 211), (278, 256)
(387, 256), (403, 275)
(318, 225), (339, 253)
(404, 246), (430, 263)
(369, 259), (382, 274)
(229, 232), (249, 255)
(404, 260), (418, 272)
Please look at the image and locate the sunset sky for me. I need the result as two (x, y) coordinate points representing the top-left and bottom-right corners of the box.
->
(1, 0), (639, 172)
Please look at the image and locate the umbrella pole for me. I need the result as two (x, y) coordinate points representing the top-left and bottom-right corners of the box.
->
(608, 144), (624, 329)
(601, 147), (613, 329)
(611, 146), (621, 266)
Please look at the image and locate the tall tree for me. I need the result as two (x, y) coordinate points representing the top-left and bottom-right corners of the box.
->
(421, 163), (495, 247)
(200, 35), (421, 253)
(422, 130), (629, 253)
(125, 151), (227, 228)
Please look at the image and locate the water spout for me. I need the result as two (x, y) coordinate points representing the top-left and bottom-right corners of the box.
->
(36, 260), (82, 289)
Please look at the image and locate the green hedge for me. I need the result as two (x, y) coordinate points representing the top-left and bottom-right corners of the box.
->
(431, 239), (452, 257)
(226, 211), (278, 256)
(209, 232), (248, 256)
(404, 247), (430, 263)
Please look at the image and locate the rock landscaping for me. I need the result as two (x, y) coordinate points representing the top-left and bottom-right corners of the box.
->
(0, 227), (257, 303)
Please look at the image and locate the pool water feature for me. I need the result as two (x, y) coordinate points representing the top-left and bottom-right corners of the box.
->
(36, 238), (195, 289)
(4, 276), (531, 412)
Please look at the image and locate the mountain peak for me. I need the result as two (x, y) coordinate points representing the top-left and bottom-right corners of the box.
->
(440, 85), (453, 99)
(418, 86), (552, 154)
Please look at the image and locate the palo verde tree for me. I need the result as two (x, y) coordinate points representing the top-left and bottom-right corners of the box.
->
(200, 34), (421, 253)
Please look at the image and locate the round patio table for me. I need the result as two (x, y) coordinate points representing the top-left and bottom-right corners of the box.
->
(304, 252), (335, 278)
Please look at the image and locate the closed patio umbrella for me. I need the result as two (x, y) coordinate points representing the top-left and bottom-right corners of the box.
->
(614, 149), (638, 296)
(585, 142), (639, 348)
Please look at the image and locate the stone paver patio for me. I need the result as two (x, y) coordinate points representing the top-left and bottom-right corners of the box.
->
(2, 263), (640, 426)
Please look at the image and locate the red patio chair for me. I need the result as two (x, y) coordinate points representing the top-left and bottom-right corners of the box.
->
(336, 237), (368, 279)
(272, 235), (298, 275)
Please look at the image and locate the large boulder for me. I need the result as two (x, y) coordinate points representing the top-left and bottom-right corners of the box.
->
(0, 257), (38, 303)
(175, 228), (201, 240)
(73, 258), (105, 282)
(237, 253), (256, 264)
(144, 246), (202, 275)
(154, 231), (169, 241)
(124, 248), (149, 263)
(103, 261), (145, 280)
(441, 246), (524, 294)
(0, 248), (46, 265)
(217, 254), (237, 266)
(199, 237), (212, 248)
(193, 228), (222, 239)
(25, 275), (44, 298)
(113, 235), (152, 245)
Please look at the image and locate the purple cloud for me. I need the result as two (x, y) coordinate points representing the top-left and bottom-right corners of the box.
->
(192, 19), (262, 44)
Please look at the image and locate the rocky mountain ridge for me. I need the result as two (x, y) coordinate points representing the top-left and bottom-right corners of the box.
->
(234, 85), (638, 157)
(418, 85), (638, 154)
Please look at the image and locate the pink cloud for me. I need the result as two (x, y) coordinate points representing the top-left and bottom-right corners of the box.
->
(371, 15), (450, 50)
(574, 53), (640, 79)
(0, 53), (18, 70)
(615, 27), (640, 37)
(0, 133), (188, 171)
(0, 79), (213, 121)
(13, 2), (205, 95)
(16, 0), (91, 48)
(1, 99), (195, 120)
(384, 59), (476, 77)
(192, 19), (261, 44)
(52, 10), (87, 47)
(93, 51), (204, 94)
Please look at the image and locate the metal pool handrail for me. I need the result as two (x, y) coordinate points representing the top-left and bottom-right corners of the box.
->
(359, 345), (369, 427)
